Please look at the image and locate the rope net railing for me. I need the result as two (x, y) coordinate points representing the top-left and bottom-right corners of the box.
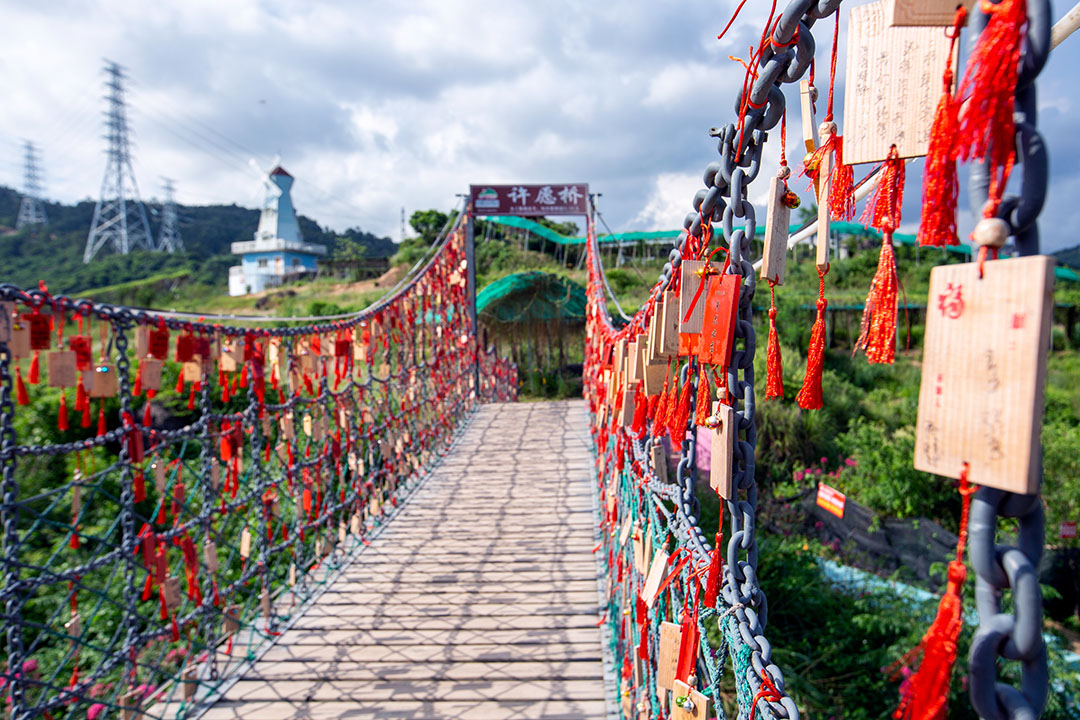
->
(0, 216), (517, 720)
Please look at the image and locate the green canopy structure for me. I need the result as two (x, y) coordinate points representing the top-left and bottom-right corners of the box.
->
(476, 271), (587, 371)
(477, 271), (587, 325)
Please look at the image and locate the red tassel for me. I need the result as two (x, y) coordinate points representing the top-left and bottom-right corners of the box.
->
(75, 375), (87, 411)
(703, 529), (724, 609)
(646, 392), (660, 421)
(956, 0), (1025, 216)
(669, 375), (693, 452)
(81, 397), (91, 429)
(69, 523), (80, 550)
(303, 373), (315, 396)
(855, 239), (899, 365)
(765, 281), (784, 400)
(28, 351), (40, 384)
(918, 8), (966, 247)
(828, 136), (855, 221)
(652, 377), (671, 438)
(170, 614), (180, 642)
(629, 384), (648, 438)
(694, 366), (711, 426)
(861, 146), (906, 233)
(221, 380), (230, 404)
(134, 470), (146, 503)
(58, 392), (69, 431)
(133, 361), (143, 397)
(143, 400), (153, 428)
(674, 601), (700, 683)
(175, 372), (185, 395)
(796, 268), (828, 411)
(188, 381), (198, 410)
(15, 366), (29, 406)
(97, 401), (107, 437)
(892, 467), (975, 720)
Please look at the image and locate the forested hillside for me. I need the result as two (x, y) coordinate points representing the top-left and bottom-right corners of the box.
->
(0, 185), (396, 294)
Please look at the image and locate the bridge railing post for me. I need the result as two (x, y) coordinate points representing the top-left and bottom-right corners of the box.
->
(465, 206), (480, 403)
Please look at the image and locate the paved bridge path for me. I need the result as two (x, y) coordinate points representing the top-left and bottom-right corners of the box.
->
(201, 401), (606, 719)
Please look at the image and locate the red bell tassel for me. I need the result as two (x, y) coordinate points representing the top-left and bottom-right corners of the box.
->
(956, 0), (1025, 202)
(796, 268), (829, 411)
(58, 392), (69, 431)
(28, 351), (40, 384)
(15, 366), (29, 406)
(674, 601), (700, 683)
(97, 401), (107, 437)
(703, 529), (724, 609)
(694, 366), (711, 426)
(918, 7), (966, 247)
(765, 281), (784, 400)
(892, 467), (974, 720)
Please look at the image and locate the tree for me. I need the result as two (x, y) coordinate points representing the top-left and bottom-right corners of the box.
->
(410, 209), (452, 245)
(332, 236), (367, 261)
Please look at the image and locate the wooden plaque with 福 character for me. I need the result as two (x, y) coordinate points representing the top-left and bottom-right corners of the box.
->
(914, 256), (1054, 494)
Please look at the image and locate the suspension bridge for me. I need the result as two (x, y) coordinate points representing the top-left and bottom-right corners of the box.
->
(4, 0), (1079, 718)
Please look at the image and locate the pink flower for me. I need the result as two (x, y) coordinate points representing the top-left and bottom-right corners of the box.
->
(794, 470), (805, 481)
(88, 703), (105, 720)
(21, 660), (37, 674)
(845, 457), (857, 467)
(820, 456), (827, 464)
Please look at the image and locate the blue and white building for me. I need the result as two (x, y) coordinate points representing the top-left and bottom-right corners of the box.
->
(229, 166), (326, 296)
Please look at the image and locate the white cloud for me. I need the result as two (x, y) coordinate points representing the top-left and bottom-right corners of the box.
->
(3, 0), (1080, 254)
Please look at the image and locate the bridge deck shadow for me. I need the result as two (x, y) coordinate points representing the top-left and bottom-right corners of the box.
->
(198, 400), (605, 720)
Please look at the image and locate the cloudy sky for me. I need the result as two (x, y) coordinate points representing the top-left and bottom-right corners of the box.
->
(2, 0), (1079, 251)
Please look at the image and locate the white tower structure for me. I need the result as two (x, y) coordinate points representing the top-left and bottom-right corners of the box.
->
(16, 141), (47, 230)
(158, 178), (184, 253)
(229, 166), (326, 296)
(84, 60), (155, 263)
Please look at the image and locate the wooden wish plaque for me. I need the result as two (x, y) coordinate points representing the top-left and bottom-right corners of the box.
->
(915, 256), (1055, 494)
(656, 621), (682, 690)
(658, 291), (680, 358)
(679, 261), (722, 335)
(698, 274), (742, 367)
(843, 0), (957, 165)
(760, 176), (789, 285)
(710, 403), (737, 499)
(642, 545), (669, 609)
(886, 0), (976, 26)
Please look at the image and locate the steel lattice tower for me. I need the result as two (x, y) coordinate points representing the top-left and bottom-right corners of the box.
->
(157, 178), (184, 253)
(15, 141), (47, 230)
(84, 60), (154, 263)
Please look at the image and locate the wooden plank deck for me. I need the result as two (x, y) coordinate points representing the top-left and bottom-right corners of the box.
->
(201, 400), (606, 720)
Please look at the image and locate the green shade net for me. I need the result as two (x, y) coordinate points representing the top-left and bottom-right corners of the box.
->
(477, 271), (588, 325)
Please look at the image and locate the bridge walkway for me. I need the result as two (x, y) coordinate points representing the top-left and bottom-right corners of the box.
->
(201, 401), (607, 719)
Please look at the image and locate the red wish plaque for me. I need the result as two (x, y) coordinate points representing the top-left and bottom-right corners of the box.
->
(697, 274), (741, 367)
(816, 482), (846, 519)
(1061, 521), (1077, 540)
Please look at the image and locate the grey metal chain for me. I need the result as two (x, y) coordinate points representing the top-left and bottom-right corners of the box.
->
(966, 1), (1051, 717)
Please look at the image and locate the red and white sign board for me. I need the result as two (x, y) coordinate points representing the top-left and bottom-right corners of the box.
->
(1061, 521), (1077, 539)
(816, 482), (846, 519)
(469, 183), (589, 216)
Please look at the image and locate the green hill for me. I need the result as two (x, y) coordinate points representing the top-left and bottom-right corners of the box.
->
(0, 185), (396, 294)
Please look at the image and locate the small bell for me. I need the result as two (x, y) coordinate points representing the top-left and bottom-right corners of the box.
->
(802, 152), (820, 174)
(781, 190), (801, 209)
